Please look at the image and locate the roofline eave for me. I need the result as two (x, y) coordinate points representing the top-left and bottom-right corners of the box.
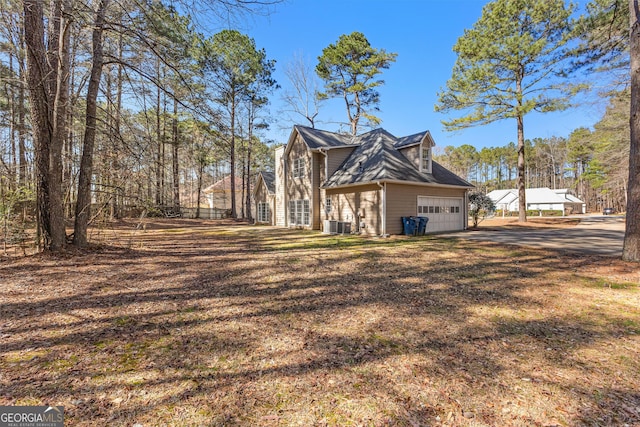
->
(284, 126), (302, 156)
(322, 179), (475, 191)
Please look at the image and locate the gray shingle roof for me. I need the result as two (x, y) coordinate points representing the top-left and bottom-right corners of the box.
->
(294, 125), (354, 149)
(430, 161), (475, 188)
(259, 171), (275, 194)
(394, 131), (429, 149)
(323, 129), (473, 188)
(287, 125), (472, 188)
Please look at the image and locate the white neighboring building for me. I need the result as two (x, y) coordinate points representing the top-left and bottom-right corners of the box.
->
(487, 187), (586, 215)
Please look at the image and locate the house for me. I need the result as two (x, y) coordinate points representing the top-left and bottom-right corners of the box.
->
(552, 189), (586, 214)
(487, 187), (586, 215)
(203, 175), (244, 213)
(254, 171), (275, 224)
(253, 125), (474, 235)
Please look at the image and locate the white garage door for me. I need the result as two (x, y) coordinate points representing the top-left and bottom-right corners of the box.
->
(417, 196), (464, 233)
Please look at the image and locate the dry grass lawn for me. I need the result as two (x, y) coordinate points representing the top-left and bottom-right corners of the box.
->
(1, 219), (639, 426)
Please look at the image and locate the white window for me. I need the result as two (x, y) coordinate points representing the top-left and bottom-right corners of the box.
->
(421, 146), (432, 173)
(292, 158), (305, 179)
(257, 202), (269, 222)
(325, 198), (332, 214)
(289, 201), (295, 225)
(289, 199), (310, 226)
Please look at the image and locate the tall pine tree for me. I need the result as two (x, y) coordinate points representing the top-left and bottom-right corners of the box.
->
(436, 0), (576, 222)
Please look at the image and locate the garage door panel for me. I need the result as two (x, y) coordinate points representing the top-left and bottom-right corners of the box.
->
(417, 196), (464, 232)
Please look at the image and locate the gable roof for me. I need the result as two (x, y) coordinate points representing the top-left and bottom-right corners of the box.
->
(258, 171), (275, 194)
(203, 175), (243, 194)
(564, 194), (584, 203)
(488, 188), (585, 205)
(323, 129), (473, 189)
(553, 189), (585, 203)
(487, 189), (517, 205)
(526, 187), (568, 204)
(292, 125), (354, 150)
(394, 131), (434, 149)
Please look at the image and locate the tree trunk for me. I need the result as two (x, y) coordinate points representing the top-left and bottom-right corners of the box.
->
(245, 138), (252, 222)
(49, 0), (70, 248)
(172, 97), (180, 209)
(196, 161), (204, 219)
(113, 33), (124, 218)
(73, 0), (109, 247)
(23, 0), (67, 251)
(623, 0), (640, 261)
(516, 114), (527, 222)
(245, 100), (255, 222)
(155, 58), (163, 206)
(18, 62), (27, 188)
(230, 93), (237, 218)
(7, 53), (17, 187)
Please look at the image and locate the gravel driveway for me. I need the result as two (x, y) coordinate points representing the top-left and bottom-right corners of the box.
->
(450, 215), (626, 256)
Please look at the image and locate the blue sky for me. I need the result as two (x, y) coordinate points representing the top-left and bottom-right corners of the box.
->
(236, 0), (605, 150)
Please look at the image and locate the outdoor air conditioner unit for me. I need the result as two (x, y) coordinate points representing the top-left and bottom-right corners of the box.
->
(323, 220), (338, 234)
(337, 221), (351, 235)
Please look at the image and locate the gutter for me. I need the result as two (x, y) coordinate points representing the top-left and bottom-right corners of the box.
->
(322, 179), (474, 191)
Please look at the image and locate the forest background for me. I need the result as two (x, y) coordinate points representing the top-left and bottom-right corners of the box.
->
(0, 0), (632, 251)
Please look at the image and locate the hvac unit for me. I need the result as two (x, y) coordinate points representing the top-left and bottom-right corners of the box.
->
(337, 221), (351, 235)
(323, 220), (338, 234)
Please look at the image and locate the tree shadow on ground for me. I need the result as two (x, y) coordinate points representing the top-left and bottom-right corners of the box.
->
(0, 223), (639, 425)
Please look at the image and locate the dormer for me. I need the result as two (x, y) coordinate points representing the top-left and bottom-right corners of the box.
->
(395, 130), (435, 174)
(420, 142), (433, 174)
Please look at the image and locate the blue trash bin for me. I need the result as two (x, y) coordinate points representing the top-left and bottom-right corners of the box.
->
(401, 217), (416, 235)
(415, 216), (428, 235)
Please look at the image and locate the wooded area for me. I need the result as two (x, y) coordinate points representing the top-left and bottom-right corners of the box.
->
(0, 0), (277, 250)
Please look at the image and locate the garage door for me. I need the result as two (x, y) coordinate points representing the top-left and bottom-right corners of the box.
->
(417, 196), (464, 233)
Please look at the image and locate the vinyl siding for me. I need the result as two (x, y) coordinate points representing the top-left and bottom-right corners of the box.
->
(254, 181), (267, 222)
(254, 181), (275, 224)
(275, 146), (286, 226)
(385, 184), (467, 234)
(286, 135), (313, 227)
(325, 184), (382, 235)
(312, 152), (322, 229)
(398, 145), (420, 171)
(327, 147), (356, 177)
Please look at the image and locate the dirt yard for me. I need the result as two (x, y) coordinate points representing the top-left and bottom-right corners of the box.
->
(1, 219), (639, 426)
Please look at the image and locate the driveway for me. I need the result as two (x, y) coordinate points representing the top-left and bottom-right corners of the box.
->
(449, 215), (626, 256)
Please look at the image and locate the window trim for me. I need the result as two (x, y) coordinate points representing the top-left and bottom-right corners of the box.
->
(289, 199), (310, 226)
(257, 202), (269, 223)
(325, 198), (332, 214)
(292, 157), (305, 179)
(421, 146), (432, 173)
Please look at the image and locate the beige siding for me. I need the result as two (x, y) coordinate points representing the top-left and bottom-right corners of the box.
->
(325, 184), (383, 235)
(286, 135), (314, 227)
(312, 152), (322, 229)
(275, 146), (286, 226)
(385, 184), (467, 234)
(286, 135), (311, 200)
(399, 145), (421, 171)
(254, 181), (273, 224)
(327, 147), (356, 177)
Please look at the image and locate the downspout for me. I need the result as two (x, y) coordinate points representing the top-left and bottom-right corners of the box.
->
(377, 181), (387, 236)
(284, 155), (288, 227)
(318, 148), (328, 228)
(464, 189), (470, 230)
